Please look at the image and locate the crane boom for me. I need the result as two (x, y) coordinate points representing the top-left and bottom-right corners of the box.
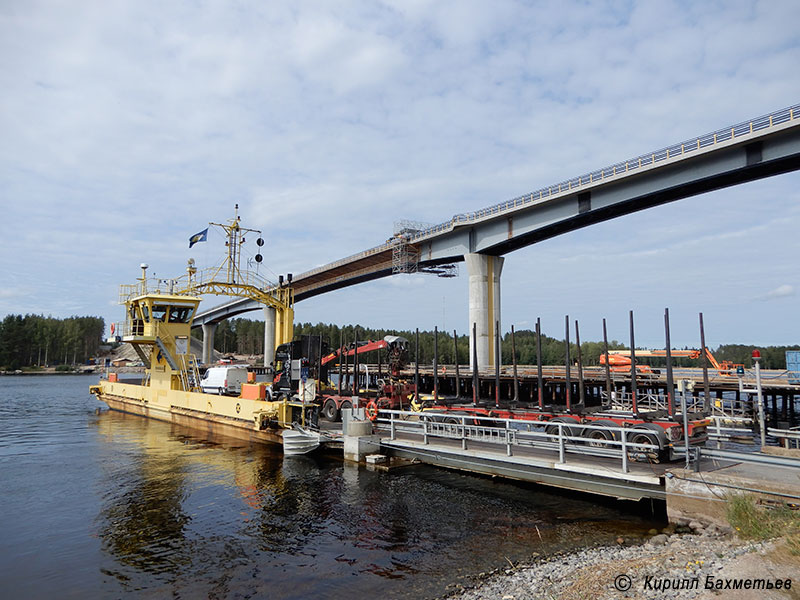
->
(322, 336), (409, 365)
(600, 347), (743, 375)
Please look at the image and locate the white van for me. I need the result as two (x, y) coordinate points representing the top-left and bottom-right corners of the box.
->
(201, 365), (248, 395)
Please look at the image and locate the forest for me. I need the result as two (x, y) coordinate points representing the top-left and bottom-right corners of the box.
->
(0, 314), (105, 370)
(194, 318), (799, 370)
(1, 313), (795, 371)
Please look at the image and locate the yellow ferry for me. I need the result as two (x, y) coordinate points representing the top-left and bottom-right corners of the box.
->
(90, 208), (328, 454)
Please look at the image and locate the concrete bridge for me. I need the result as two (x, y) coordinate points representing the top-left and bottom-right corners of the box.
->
(195, 104), (800, 366)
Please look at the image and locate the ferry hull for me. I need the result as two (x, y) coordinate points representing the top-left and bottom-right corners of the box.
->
(98, 391), (286, 446)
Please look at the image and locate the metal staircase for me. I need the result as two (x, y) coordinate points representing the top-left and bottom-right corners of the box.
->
(178, 354), (202, 392)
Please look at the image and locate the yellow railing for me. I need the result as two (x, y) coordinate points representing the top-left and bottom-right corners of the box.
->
(118, 267), (288, 307)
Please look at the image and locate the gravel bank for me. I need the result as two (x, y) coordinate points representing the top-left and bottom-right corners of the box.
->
(443, 526), (800, 600)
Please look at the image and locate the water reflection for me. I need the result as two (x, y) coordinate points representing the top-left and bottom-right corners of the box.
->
(94, 414), (193, 580)
(90, 409), (661, 598)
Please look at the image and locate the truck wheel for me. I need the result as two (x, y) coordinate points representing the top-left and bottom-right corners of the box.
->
(583, 419), (618, 448)
(626, 426), (666, 462)
(322, 399), (340, 422)
(544, 417), (579, 440)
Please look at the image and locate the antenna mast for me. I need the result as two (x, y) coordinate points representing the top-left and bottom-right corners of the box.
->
(208, 203), (262, 285)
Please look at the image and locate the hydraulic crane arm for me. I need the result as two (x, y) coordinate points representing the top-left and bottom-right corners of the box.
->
(322, 336), (409, 365)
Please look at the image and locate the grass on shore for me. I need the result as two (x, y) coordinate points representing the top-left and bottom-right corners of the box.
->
(726, 493), (800, 555)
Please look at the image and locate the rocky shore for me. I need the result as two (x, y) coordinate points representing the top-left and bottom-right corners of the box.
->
(444, 524), (800, 600)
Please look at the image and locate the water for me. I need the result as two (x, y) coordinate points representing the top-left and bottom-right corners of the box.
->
(0, 376), (663, 598)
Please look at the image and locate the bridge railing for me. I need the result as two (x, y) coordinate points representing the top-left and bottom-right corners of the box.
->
(293, 243), (390, 281)
(193, 104), (800, 316)
(407, 103), (800, 243)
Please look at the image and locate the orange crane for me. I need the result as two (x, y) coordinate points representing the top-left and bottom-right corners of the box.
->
(599, 348), (743, 375)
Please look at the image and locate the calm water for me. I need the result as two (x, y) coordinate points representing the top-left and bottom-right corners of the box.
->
(0, 375), (662, 598)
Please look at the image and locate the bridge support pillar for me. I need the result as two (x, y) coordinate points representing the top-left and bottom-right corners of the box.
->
(201, 323), (216, 365)
(263, 306), (276, 369)
(466, 253), (504, 370)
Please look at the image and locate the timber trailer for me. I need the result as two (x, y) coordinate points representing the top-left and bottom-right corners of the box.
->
(273, 333), (416, 422)
(407, 318), (711, 463)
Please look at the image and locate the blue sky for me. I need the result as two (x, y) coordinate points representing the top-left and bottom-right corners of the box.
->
(1, 0), (799, 348)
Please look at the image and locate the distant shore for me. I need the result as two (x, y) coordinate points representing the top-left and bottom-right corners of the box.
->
(0, 370), (102, 376)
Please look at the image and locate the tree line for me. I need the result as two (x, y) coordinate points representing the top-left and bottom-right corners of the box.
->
(0, 314), (105, 370)
(3, 313), (794, 371)
(196, 319), (799, 370)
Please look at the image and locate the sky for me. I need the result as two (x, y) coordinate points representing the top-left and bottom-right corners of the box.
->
(1, 0), (799, 349)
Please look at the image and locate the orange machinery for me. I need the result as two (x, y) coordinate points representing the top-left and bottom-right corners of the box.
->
(600, 348), (743, 376)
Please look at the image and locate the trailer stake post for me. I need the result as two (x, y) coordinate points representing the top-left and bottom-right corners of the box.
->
(337, 331), (343, 396)
(511, 325), (519, 403)
(536, 318), (544, 410)
(453, 329), (460, 400)
(433, 326), (439, 401)
(665, 308), (675, 419)
(602, 318), (612, 405)
(415, 328), (420, 402)
(564, 315), (571, 413)
(494, 320), (500, 409)
(353, 327), (359, 400)
(317, 334), (323, 402)
(575, 320), (585, 408)
(699, 313), (711, 413)
(629, 310), (639, 417)
(472, 322), (479, 406)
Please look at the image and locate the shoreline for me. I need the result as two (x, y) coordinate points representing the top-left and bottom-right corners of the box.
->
(0, 370), (105, 376)
(442, 528), (799, 600)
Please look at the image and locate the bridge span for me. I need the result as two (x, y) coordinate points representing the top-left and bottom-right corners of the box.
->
(195, 104), (800, 366)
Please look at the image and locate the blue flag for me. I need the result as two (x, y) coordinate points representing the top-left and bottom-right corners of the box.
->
(189, 228), (208, 248)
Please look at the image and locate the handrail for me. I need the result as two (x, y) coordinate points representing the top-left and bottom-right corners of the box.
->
(378, 409), (662, 473)
(190, 103), (800, 318)
(404, 103), (800, 243)
(768, 426), (800, 449)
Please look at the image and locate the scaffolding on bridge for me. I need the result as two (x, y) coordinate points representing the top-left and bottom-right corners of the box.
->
(392, 220), (458, 277)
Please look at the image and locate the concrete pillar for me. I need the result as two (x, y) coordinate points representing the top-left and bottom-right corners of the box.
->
(465, 253), (504, 370)
(263, 306), (276, 368)
(201, 322), (216, 365)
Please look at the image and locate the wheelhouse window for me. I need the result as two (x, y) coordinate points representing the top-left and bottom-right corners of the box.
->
(151, 305), (168, 321)
(168, 306), (195, 323)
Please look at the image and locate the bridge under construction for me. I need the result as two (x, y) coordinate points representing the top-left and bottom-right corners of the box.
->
(193, 104), (800, 370)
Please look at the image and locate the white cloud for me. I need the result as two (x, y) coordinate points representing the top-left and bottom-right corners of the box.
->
(762, 285), (795, 300)
(1, 0), (799, 346)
